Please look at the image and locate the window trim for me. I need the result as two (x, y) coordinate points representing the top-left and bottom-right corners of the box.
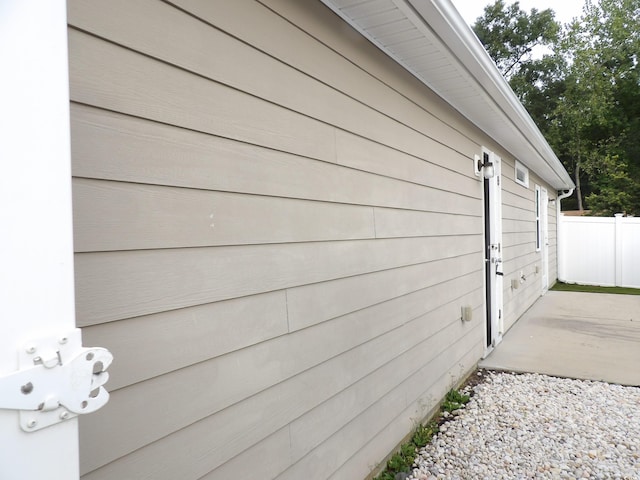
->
(515, 160), (529, 188)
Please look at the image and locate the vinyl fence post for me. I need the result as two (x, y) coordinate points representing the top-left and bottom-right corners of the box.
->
(0, 1), (80, 479)
(557, 213), (568, 283)
(614, 213), (624, 287)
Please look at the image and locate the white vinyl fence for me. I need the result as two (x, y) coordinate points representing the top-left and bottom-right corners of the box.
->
(558, 214), (640, 288)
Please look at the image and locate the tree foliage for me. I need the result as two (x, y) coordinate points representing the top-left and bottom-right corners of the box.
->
(473, 0), (640, 215)
(472, 0), (560, 79)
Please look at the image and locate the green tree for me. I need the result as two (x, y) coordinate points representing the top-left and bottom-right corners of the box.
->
(508, 54), (566, 136)
(555, 0), (640, 214)
(472, 1), (565, 140)
(584, 155), (636, 216)
(472, 0), (560, 79)
(473, 0), (640, 215)
(548, 7), (616, 211)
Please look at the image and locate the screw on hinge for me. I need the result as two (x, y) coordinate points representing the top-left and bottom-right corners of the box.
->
(25, 345), (36, 354)
(20, 382), (34, 395)
(59, 411), (70, 420)
(26, 419), (37, 429)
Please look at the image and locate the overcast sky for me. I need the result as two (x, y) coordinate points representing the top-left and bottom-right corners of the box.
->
(451, 0), (586, 27)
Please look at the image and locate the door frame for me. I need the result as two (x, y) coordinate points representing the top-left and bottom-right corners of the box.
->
(541, 187), (549, 293)
(536, 185), (550, 294)
(481, 148), (504, 356)
(0, 1), (80, 478)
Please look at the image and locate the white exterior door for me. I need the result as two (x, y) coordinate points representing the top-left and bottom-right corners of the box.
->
(482, 150), (504, 352)
(536, 186), (550, 293)
(541, 187), (549, 292)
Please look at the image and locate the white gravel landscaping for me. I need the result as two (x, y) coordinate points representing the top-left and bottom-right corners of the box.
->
(409, 371), (640, 480)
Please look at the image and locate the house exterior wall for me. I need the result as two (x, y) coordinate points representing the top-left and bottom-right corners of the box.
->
(499, 156), (558, 332)
(67, 0), (557, 478)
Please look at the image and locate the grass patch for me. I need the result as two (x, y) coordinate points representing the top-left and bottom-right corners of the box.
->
(374, 389), (470, 480)
(552, 281), (640, 296)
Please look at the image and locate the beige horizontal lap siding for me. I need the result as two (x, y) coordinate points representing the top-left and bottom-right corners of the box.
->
(71, 105), (476, 208)
(279, 325), (484, 480)
(80, 278), (484, 478)
(68, 1), (480, 179)
(84, 261), (481, 393)
(73, 178), (378, 251)
(325, 341), (483, 480)
(68, 0), (486, 478)
(500, 158), (557, 332)
(76, 237), (480, 325)
(254, 0), (481, 145)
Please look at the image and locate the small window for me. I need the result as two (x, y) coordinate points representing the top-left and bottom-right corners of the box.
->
(535, 185), (541, 252)
(515, 161), (529, 188)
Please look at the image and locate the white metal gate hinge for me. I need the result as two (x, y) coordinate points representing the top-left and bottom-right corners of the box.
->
(0, 329), (113, 432)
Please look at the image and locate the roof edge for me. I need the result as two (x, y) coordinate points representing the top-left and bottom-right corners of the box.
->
(319, 0), (575, 190)
(420, 0), (574, 189)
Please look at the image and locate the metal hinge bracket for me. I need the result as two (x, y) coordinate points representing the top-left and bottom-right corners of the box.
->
(0, 329), (112, 432)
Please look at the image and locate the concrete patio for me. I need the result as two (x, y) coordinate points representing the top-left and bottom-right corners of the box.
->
(480, 290), (640, 386)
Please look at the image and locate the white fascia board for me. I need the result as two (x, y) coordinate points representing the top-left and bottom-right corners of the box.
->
(319, 0), (575, 190)
(415, 0), (574, 189)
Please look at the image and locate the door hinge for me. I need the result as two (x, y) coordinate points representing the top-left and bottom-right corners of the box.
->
(0, 329), (112, 432)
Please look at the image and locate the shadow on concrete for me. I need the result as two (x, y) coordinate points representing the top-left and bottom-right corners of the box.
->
(479, 290), (640, 386)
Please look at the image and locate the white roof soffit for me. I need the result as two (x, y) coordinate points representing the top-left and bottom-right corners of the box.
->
(319, 0), (575, 190)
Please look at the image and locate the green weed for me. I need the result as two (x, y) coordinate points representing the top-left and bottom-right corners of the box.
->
(374, 389), (470, 480)
(441, 389), (470, 413)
